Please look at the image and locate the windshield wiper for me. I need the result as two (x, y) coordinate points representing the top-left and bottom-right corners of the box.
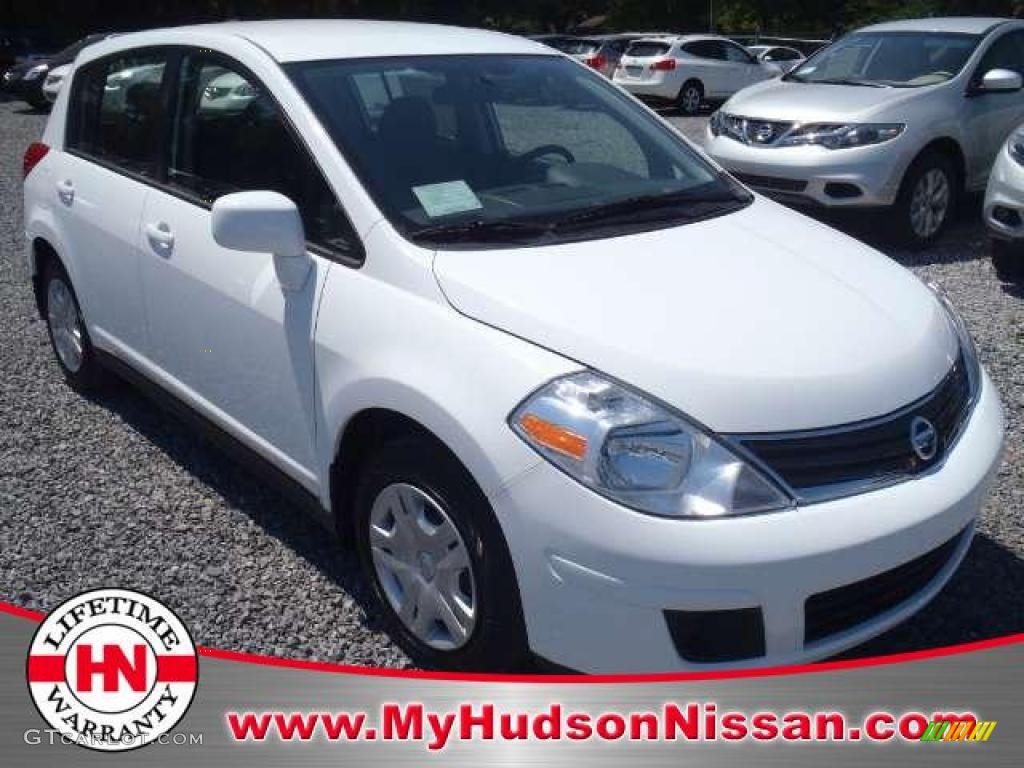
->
(408, 218), (551, 245)
(551, 189), (745, 232)
(807, 77), (889, 88)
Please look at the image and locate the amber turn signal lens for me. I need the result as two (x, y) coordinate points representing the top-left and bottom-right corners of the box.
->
(518, 414), (588, 460)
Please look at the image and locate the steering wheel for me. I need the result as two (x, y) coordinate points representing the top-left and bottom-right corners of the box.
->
(517, 144), (576, 165)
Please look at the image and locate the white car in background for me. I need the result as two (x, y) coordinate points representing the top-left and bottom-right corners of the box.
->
(42, 63), (69, 103)
(747, 44), (806, 73)
(984, 125), (1024, 279)
(23, 20), (1004, 674)
(613, 34), (779, 114)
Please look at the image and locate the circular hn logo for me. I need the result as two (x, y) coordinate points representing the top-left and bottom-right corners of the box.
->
(909, 416), (939, 462)
(27, 588), (198, 752)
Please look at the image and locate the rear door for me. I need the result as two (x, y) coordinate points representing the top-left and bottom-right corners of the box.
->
(59, 49), (170, 355)
(680, 40), (730, 97)
(137, 50), (361, 483)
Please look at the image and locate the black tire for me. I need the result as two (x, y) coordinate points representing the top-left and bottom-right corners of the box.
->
(41, 259), (104, 392)
(354, 436), (528, 672)
(893, 150), (958, 249)
(992, 237), (1024, 281)
(676, 80), (703, 116)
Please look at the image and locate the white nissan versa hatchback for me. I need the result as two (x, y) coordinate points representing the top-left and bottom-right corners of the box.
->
(24, 21), (1005, 674)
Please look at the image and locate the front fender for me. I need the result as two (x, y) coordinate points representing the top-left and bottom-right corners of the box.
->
(313, 264), (576, 513)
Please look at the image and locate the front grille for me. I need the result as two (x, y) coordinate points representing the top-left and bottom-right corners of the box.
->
(720, 114), (795, 146)
(804, 529), (966, 644)
(734, 172), (807, 193)
(737, 354), (972, 498)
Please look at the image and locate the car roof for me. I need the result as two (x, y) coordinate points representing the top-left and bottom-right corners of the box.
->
(858, 16), (1013, 35)
(89, 20), (554, 63)
(629, 34), (722, 45)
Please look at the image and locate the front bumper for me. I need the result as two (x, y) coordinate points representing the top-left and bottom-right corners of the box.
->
(984, 143), (1024, 241)
(492, 370), (1004, 673)
(706, 128), (914, 208)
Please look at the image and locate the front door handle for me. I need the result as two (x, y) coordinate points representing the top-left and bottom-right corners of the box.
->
(145, 221), (175, 253)
(56, 179), (74, 206)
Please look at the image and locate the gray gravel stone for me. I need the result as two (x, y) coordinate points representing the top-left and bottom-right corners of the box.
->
(0, 100), (1020, 671)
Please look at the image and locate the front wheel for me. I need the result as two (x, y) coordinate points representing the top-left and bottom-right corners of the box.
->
(893, 152), (957, 249)
(354, 437), (528, 671)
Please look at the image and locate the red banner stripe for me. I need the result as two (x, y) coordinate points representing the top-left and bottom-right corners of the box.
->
(27, 655), (64, 683)
(157, 655), (198, 683)
(27, 654), (197, 684)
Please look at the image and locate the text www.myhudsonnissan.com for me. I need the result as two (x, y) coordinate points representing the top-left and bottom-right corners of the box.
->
(225, 703), (997, 749)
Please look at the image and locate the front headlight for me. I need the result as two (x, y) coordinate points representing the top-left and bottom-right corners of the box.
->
(24, 64), (48, 81)
(927, 281), (981, 398)
(1007, 130), (1024, 166)
(709, 110), (724, 136)
(777, 123), (904, 149)
(509, 372), (793, 518)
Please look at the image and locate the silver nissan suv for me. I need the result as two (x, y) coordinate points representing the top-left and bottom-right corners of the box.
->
(707, 17), (1024, 248)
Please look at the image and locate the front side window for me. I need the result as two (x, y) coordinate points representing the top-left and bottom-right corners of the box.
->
(975, 30), (1024, 79)
(168, 54), (358, 258)
(723, 42), (753, 63)
(288, 55), (748, 248)
(789, 31), (981, 87)
(68, 51), (168, 176)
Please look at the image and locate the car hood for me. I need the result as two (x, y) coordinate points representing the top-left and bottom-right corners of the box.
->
(432, 198), (958, 433)
(723, 78), (930, 123)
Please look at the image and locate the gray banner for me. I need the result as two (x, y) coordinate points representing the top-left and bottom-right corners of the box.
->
(1, 610), (1020, 765)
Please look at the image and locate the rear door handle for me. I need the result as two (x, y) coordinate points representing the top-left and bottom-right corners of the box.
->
(56, 179), (74, 205)
(145, 221), (175, 252)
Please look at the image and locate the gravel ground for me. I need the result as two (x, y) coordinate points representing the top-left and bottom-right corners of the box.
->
(0, 98), (1021, 670)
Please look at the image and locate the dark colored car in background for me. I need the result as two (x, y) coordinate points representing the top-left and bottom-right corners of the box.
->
(2, 33), (109, 109)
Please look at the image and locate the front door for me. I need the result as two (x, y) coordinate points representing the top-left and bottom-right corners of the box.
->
(137, 51), (358, 485)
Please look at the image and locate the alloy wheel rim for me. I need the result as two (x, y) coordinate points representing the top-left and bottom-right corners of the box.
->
(46, 278), (83, 373)
(683, 87), (700, 112)
(909, 168), (950, 239)
(368, 483), (477, 650)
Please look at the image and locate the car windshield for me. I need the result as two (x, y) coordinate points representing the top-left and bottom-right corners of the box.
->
(288, 55), (748, 248)
(788, 31), (980, 87)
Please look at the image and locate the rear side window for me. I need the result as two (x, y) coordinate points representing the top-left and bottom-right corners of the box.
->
(67, 52), (168, 177)
(167, 54), (359, 259)
(626, 41), (671, 58)
(682, 40), (722, 59)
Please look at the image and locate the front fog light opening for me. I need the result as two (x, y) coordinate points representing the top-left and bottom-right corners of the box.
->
(510, 372), (794, 519)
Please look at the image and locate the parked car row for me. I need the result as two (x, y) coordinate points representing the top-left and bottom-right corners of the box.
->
(2, 33), (113, 109)
(535, 31), (805, 114)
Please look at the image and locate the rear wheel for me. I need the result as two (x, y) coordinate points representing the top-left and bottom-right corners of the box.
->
(992, 237), (1024, 281)
(354, 436), (528, 671)
(42, 260), (103, 391)
(676, 80), (703, 115)
(893, 151), (957, 249)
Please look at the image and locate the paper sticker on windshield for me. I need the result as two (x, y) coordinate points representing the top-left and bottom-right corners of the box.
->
(413, 181), (483, 218)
